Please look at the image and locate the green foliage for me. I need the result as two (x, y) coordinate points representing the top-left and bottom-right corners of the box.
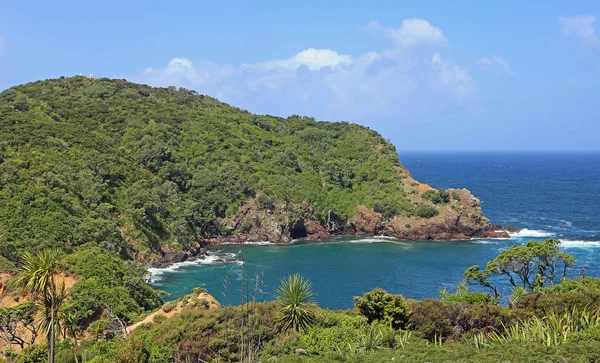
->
(568, 325), (600, 342)
(442, 291), (497, 306)
(540, 277), (600, 294)
(275, 274), (315, 332)
(191, 287), (208, 294)
(357, 325), (384, 352)
(449, 303), (520, 339)
(515, 290), (600, 316)
(415, 204), (439, 218)
(354, 288), (409, 329)
(467, 239), (576, 296)
(13, 249), (66, 363)
(489, 306), (600, 347)
(299, 310), (367, 354)
(15, 344), (47, 363)
(153, 314), (167, 324)
(452, 191), (461, 201)
(407, 299), (452, 341)
(422, 189), (451, 204)
(0, 77), (419, 258)
(509, 286), (529, 307)
(161, 301), (178, 313)
(65, 248), (162, 325)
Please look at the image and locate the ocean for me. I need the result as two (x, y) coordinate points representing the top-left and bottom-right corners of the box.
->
(150, 152), (600, 309)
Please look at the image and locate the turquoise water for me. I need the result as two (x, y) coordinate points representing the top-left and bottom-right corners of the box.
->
(150, 152), (600, 309)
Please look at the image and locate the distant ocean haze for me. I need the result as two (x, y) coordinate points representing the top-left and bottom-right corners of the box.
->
(150, 152), (600, 309)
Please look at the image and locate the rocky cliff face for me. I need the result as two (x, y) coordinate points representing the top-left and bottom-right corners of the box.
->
(211, 171), (508, 243)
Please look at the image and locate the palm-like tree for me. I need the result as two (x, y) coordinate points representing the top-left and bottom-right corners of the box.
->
(438, 287), (449, 299)
(13, 249), (64, 363)
(59, 306), (79, 346)
(509, 286), (528, 308)
(456, 280), (469, 295)
(275, 273), (315, 332)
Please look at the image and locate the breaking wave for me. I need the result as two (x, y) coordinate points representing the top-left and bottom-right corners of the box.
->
(508, 228), (554, 238)
(146, 252), (241, 283)
(559, 239), (600, 249)
(221, 241), (274, 246)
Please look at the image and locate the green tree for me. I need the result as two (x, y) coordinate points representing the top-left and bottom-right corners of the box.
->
(354, 288), (409, 329)
(466, 239), (576, 295)
(275, 273), (315, 332)
(13, 249), (65, 363)
(464, 265), (500, 299)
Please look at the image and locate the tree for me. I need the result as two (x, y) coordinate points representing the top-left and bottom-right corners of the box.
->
(354, 288), (409, 329)
(0, 302), (38, 349)
(464, 265), (500, 299)
(13, 249), (65, 363)
(274, 274), (315, 332)
(465, 239), (575, 296)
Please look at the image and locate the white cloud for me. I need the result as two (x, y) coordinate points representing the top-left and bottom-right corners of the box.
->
(258, 48), (353, 71)
(432, 54), (475, 98)
(136, 19), (473, 121)
(559, 15), (599, 43)
(476, 56), (511, 74)
(369, 19), (448, 48)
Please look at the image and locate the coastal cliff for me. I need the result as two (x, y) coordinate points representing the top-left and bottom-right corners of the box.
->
(218, 171), (506, 244)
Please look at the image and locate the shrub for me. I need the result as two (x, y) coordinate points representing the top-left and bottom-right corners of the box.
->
(192, 287), (208, 294)
(354, 288), (409, 329)
(514, 291), (600, 317)
(153, 314), (167, 324)
(162, 301), (178, 313)
(442, 292), (497, 306)
(416, 204), (439, 218)
(372, 198), (401, 218)
(15, 344), (47, 363)
(312, 309), (367, 329)
(407, 299), (452, 341)
(448, 303), (518, 339)
(568, 325), (600, 342)
(422, 189), (450, 204)
(540, 277), (600, 294)
(300, 323), (362, 354)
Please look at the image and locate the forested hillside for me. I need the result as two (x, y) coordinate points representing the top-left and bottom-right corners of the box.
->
(0, 76), (495, 263)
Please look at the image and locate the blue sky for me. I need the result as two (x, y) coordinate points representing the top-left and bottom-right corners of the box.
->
(1, 1), (600, 151)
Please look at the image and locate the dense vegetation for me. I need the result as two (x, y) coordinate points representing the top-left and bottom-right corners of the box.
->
(3, 239), (600, 362)
(0, 76), (426, 260)
(10, 278), (600, 362)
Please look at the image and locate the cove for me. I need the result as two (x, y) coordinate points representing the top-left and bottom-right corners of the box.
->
(150, 235), (600, 309)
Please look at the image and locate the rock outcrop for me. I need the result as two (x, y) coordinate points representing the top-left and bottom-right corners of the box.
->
(214, 174), (509, 243)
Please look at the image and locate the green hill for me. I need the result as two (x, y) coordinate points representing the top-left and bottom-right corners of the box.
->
(0, 76), (497, 262)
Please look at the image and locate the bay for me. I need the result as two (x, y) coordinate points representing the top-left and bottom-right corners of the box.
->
(150, 152), (600, 309)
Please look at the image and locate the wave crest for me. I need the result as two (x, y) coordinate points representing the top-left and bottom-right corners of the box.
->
(508, 228), (554, 238)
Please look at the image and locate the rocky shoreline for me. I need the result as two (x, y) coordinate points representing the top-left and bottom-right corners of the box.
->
(145, 178), (515, 269)
(146, 225), (520, 269)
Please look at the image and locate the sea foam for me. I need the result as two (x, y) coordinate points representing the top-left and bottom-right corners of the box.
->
(147, 252), (240, 283)
(221, 241), (274, 246)
(508, 228), (554, 238)
(559, 239), (600, 248)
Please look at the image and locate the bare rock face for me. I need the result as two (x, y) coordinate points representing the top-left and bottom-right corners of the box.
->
(211, 166), (510, 244)
(222, 200), (314, 243)
(214, 185), (508, 244)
